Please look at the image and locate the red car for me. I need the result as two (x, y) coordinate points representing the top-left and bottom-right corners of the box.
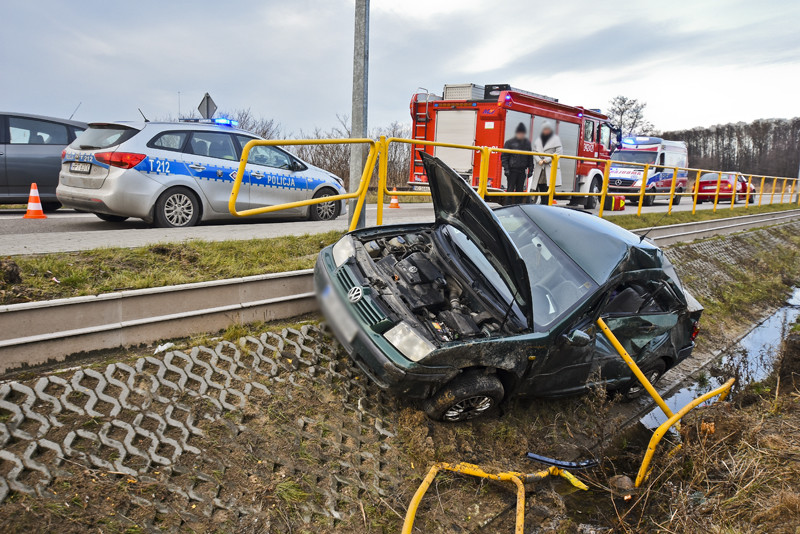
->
(693, 172), (756, 203)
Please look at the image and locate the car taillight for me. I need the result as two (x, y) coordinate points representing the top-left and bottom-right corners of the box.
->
(690, 320), (700, 341)
(61, 149), (66, 159)
(95, 151), (146, 169)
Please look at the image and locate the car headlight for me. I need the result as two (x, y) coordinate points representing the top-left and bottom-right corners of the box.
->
(328, 172), (344, 186)
(384, 322), (436, 362)
(332, 236), (355, 267)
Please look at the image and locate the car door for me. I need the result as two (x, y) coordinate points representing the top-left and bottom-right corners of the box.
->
(235, 135), (307, 215)
(5, 115), (70, 201)
(0, 115), (7, 198)
(181, 130), (246, 214)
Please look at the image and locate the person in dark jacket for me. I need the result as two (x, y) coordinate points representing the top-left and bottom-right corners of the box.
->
(501, 122), (533, 204)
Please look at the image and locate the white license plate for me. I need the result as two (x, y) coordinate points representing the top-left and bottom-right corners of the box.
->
(70, 162), (92, 174)
(321, 285), (358, 342)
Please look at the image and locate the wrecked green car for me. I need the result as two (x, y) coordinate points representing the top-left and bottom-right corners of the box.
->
(314, 153), (702, 422)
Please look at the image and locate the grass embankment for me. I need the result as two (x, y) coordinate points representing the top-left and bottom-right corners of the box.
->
(606, 201), (799, 230)
(0, 231), (342, 305)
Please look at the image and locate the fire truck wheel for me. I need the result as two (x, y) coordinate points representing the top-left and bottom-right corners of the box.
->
(309, 188), (341, 221)
(673, 188), (683, 205)
(584, 177), (601, 209)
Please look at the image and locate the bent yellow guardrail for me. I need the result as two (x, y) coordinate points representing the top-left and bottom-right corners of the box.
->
(228, 138), (378, 232)
(401, 461), (588, 534)
(597, 317), (735, 488)
(635, 377), (735, 487)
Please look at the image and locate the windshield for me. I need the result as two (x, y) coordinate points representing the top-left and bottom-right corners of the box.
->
(70, 125), (138, 150)
(611, 150), (657, 164)
(495, 208), (597, 330)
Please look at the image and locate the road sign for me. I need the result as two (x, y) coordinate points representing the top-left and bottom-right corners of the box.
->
(198, 93), (217, 119)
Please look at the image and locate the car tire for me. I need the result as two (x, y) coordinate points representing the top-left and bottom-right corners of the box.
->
(94, 213), (129, 223)
(622, 359), (667, 401)
(42, 202), (61, 213)
(642, 188), (656, 207)
(423, 371), (504, 422)
(673, 188), (683, 205)
(308, 188), (341, 221)
(584, 177), (600, 210)
(154, 187), (201, 228)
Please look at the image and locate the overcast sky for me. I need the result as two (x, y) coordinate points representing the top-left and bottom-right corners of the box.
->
(2, 0), (798, 133)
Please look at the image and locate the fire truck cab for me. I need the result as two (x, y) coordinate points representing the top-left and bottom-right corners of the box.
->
(409, 83), (617, 208)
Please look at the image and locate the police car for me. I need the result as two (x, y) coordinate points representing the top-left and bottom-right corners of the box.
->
(56, 118), (347, 227)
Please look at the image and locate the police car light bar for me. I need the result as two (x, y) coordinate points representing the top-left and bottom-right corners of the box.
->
(179, 118), (240, 127)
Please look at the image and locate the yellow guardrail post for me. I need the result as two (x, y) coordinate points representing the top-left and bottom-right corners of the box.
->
(596, 318), (674, 419)
(376, 136), (388, 227)
(635, 377), (735, 487)
(637, 164), (650, 217)
(478, 147), (491, 200)
(745, 175), (753, 207)
(779, 178), (788, 204)
(547, 154), (559, 205)
(228, 138), (377, 233)
(691, 169), (701, 214)
(729, 174), (737, 210)
(712, 172), (722, 212)
(758, 176), (765, 206)
(769, 177), (778, 205)
(597, 160), (611, 218)
(667, 166), (679, 214)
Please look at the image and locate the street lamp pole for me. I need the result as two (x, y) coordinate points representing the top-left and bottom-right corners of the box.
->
(348, 0), (369, 229)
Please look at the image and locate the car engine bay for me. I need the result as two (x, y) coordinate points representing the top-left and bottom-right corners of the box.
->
(354, 229), (509, 344)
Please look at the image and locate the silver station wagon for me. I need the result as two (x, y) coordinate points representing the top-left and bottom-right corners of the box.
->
(57, 119), (347, 227)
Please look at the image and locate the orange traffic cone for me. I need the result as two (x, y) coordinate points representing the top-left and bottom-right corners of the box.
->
(23, 183), (47, 219)
(389, 188), (401, 209)
(551, 199), (557, 205)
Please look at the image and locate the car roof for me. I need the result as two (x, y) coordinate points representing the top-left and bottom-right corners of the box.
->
(508, 204), (664, 283)
(85, 120), (258, 137)
(1, 111), (87, 128)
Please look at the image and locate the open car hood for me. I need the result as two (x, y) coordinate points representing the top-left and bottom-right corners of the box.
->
(421, 152), (533, 328)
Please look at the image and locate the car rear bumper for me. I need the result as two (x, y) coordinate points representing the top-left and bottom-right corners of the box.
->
(313, 251), (457, 399)
(57, 169), (161, 220)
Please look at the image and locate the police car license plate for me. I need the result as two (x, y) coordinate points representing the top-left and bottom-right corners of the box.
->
(321, 285), (358, 342)
(70, 162), (91, 174)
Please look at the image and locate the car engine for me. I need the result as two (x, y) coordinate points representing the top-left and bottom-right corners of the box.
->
(358, 231), (502, 343)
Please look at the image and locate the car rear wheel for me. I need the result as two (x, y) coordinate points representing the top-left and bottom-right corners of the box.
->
(622, 359), (667, 401)
(309, 188), (341, 221)
(423, 371), (504, 422)
(584, 177), (600, 210)
(95, 213), (129, 223)
(154, 187), (201, 228)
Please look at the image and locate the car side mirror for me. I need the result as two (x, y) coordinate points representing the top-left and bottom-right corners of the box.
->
(564, 329), (592, 347)
(290, 160), (305, 172)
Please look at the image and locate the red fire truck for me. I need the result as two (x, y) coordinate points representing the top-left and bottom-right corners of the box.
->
(409, 83), (617, 208)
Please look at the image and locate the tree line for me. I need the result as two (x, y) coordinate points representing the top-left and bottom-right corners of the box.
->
(663, 118), (800, 178)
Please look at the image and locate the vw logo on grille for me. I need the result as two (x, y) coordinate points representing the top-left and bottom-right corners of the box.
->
(347, 286), (363, 304)
(614, 179), (623, 186)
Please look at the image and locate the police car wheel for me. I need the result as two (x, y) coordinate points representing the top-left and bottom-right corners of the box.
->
(95, 213), (129, 223)
(154, 187), (201, 228)
(309, 188), (340, 221)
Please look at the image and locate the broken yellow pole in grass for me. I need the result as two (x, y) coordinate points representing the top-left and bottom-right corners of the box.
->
(401, 461), (588, 534)
(635, 377), (735, 487)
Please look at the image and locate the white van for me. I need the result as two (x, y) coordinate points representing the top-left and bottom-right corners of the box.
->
(607, 137), (689, 205)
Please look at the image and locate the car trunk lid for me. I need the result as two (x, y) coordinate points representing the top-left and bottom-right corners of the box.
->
(421, 152), (533, 328)
(60, 123), (141, 189)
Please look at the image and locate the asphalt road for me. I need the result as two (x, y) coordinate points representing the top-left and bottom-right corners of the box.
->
(0, 197), (784, 255)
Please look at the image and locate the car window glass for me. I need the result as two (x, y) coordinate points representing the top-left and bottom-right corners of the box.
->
(583, 120), (594, 142)
(70, 125), (137, 149)
(188, 132), (236, 161)
(9, 117), (68, 145)
(150, 131), (187, 152)
(600, 125), (611, 149)
(247, 145), (292, 170)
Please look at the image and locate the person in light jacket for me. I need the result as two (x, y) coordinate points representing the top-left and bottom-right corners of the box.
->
(529, 121), (563, 204)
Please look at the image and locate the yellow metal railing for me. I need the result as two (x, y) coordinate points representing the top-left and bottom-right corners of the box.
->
(229, 137), (800, 227)
(228, 138), (378, 232)
(597, 317), (735, 488)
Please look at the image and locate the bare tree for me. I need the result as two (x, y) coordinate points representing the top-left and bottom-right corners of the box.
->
(607, 95), (656, 136)
(229, 108), (283, 139)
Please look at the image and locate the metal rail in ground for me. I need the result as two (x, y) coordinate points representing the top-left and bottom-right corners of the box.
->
(632, 208), (800, 245)
(2, 210), (798, 374)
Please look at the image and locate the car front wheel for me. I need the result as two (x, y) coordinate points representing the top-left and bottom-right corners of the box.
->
(423, 371), (504, 422)
(309, 188), (341, 221)
(154, 187), (201, 228)
(622, 359), (667, 401)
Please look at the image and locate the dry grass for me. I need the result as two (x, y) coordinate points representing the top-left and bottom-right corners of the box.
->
(606, 201), (800, 230)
